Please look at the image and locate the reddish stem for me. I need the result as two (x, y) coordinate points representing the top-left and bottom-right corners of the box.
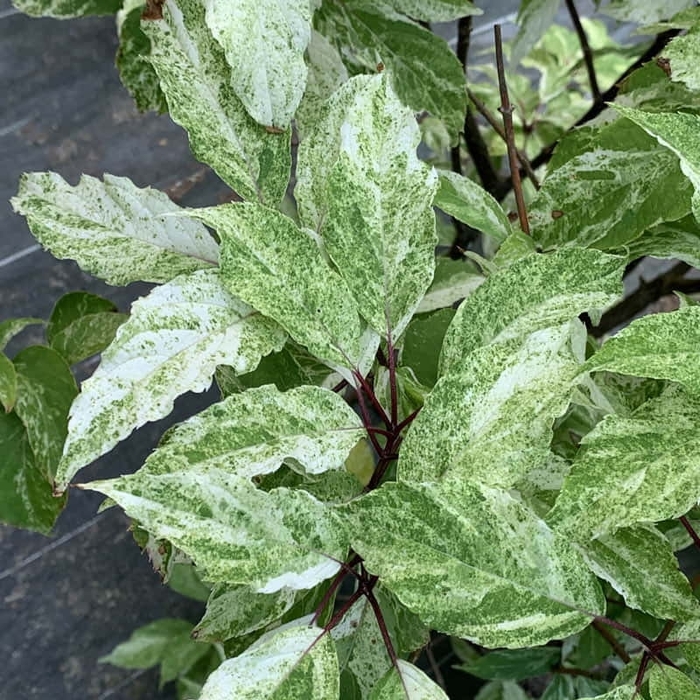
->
(681, 516), (700, 550)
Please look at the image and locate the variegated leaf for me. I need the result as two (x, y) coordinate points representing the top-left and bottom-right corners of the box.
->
(192, 203), (376, 376)
(0, 353), (17, 413)
(12, 0), (120, 17)
(599, 0), (696, 25)
(198, 620), (338, 699)
(297, 73), (437, 338)
(400, 322), (586, 486)
(663, 25), (700, 91)
(586, 305), (700, 391)
(357, 0), (481, 22)
(581, 688), (635, 700)
(548, 385), (700, 539)
(141, 384), (364, 479)
(578, 525), (699, 620)
(142, 0), (291, 204)
(55, 269), (285, 491)
(85, 470), (348, 592)
(416, 258), (483, 314)
(203, 0), (311, 128)
(648, 666), (700, 699)
(439, 249), (624, 376)
(344, 480), (604, 648)
(474, 681), (529, 700)
(11, 172), (218, 285)
(0, 318), (43, 351)
(369, 660), (448, 699)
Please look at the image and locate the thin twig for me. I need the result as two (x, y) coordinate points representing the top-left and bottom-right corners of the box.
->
(592, 619), (632, 664)
(681, 516), (700, 551)
(467, 88), (540, 189)
(565, 0), (601, 101)
(425, 640), (447, 691)
(494, 25), (530, 235)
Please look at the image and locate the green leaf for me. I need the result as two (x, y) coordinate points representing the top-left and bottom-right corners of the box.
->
(11, 0), (120, 17)
(648, 666), (700, 700)
(203, 0), (311, 128)
(369, 660), (448, 699)
(670, 619), (700, 673)
(141, 384), (364, 479)
(416, 258), (484, 315)
(586, 305), (700, 392)
(194, 202), (376, 376)
(344, 480), (604, 648)
(0, 317), (43, 350)
(541, 675), (576, 700)
(548, 384), (700, 539)
(361, 0), (481, 22)
(439, 249), (624, 376)
(434, 171), (512, 245)
(511, 0), (561, 65)
(100, 618), (211, 687)
(13, 346), (78, 480)
(402, 309), (455, 388)
(401, 322), (587, 487)
(529, 120), (692, 250)
(116, 4), (167, 113)
(47, 291), (127, 366)
(199, 620), (339, 699)
(11, 172), (218, 285)
(598, 0), (696, 25)
(55, 269), (285, 491)
(457, 648), (560, 681)
(0, 410), (66, 533)
(316, 2), (467, 141)
(0, 353), (17, 412)
(612, 105), (700, 223)
(142, 0), (291, 205)
(578, 525), (699, 620)
(474, 680), (529, 700)
(297, 73), (437, 338)
(86, 470), (348, 592)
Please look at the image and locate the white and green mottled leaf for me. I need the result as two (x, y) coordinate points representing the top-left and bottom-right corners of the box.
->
(401, 322), (586, 486)
(511, 0), (561, 65)
(416, 258), (483, 314)
(315, 3), (467, 140)
(548, 385), (700, 539)
(142, 0), (291, 204)
(11, 172), (218, 285)
(12, 0), (120, 17)
(670, 619), (700, 673)
(55, 269), (285, 491)
(13, 346), (78, 481)
(193, 202), (376, 375)
(586, 305), (700, 391)
(664, 25), (700, 91)
(86, 470), (348, 591)
(0, 353), (17, 412)
(598, 0), (696, 25)
(434, 171), (512, 245)
(296, 30), (348, 137)
(613, 105), (700, 222)
(141, 384), (363, 479)
(359, 0), (481, 22)
(579, 686), (635, 700)
(474, 680), (529, 700)
(199, 620), (338, 699)
(0, 318), (43, 351)
(297, 73), (438, 338)
(369, 660), (448, 699)
(439, 248), (624, 376)
(492, 231), (537, 269)
(0, 411), (66, 534)
(344, 480), (604, 648)
(203, 0), (311, 128)
(578, 525), (699, 620)
(648, 666), (700, 700)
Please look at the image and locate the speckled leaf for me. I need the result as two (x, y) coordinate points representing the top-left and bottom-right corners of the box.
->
(434, 171), (511, 245)
(613, 105), (700, 222)
(401, 322), (586, 486)
(664, 25), (700, 91)
(579, 687), (635, 700)
(11, 172), (218, 285)
(55, 269), (285, 491)
(193, 203), (375, 375)
(344, 480), (604, 648)
(360, 0), (481, 22)
(0, 411), (66, 534)
(199, 620), (338, 699)
(578, 525), (699, 620)
(86, 470), (348, 591)
(297, 73), (437, 338)
(439, 248), (624, 376)
(548, 385), (700, 539)
(141, 384), (363, 479)
(586, 305), (700, 391)
(315, 3), (467, 140)
(511, 0), (561, 65)
(203, 0), (311, 128)
(13, 346), (78, 480)
(0, 354), (17, 412)
(0, 318), (43, 350)
(369, 660), (448, 699)
(648, 666), (700, 700)
(598, 0), (696, 25)
(142, 0), (291, 205)
(670, 619), (700, 673)
(117, 4), (167, 113)
(416, 258), (483, 314)
(12, 0), (120, 17)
